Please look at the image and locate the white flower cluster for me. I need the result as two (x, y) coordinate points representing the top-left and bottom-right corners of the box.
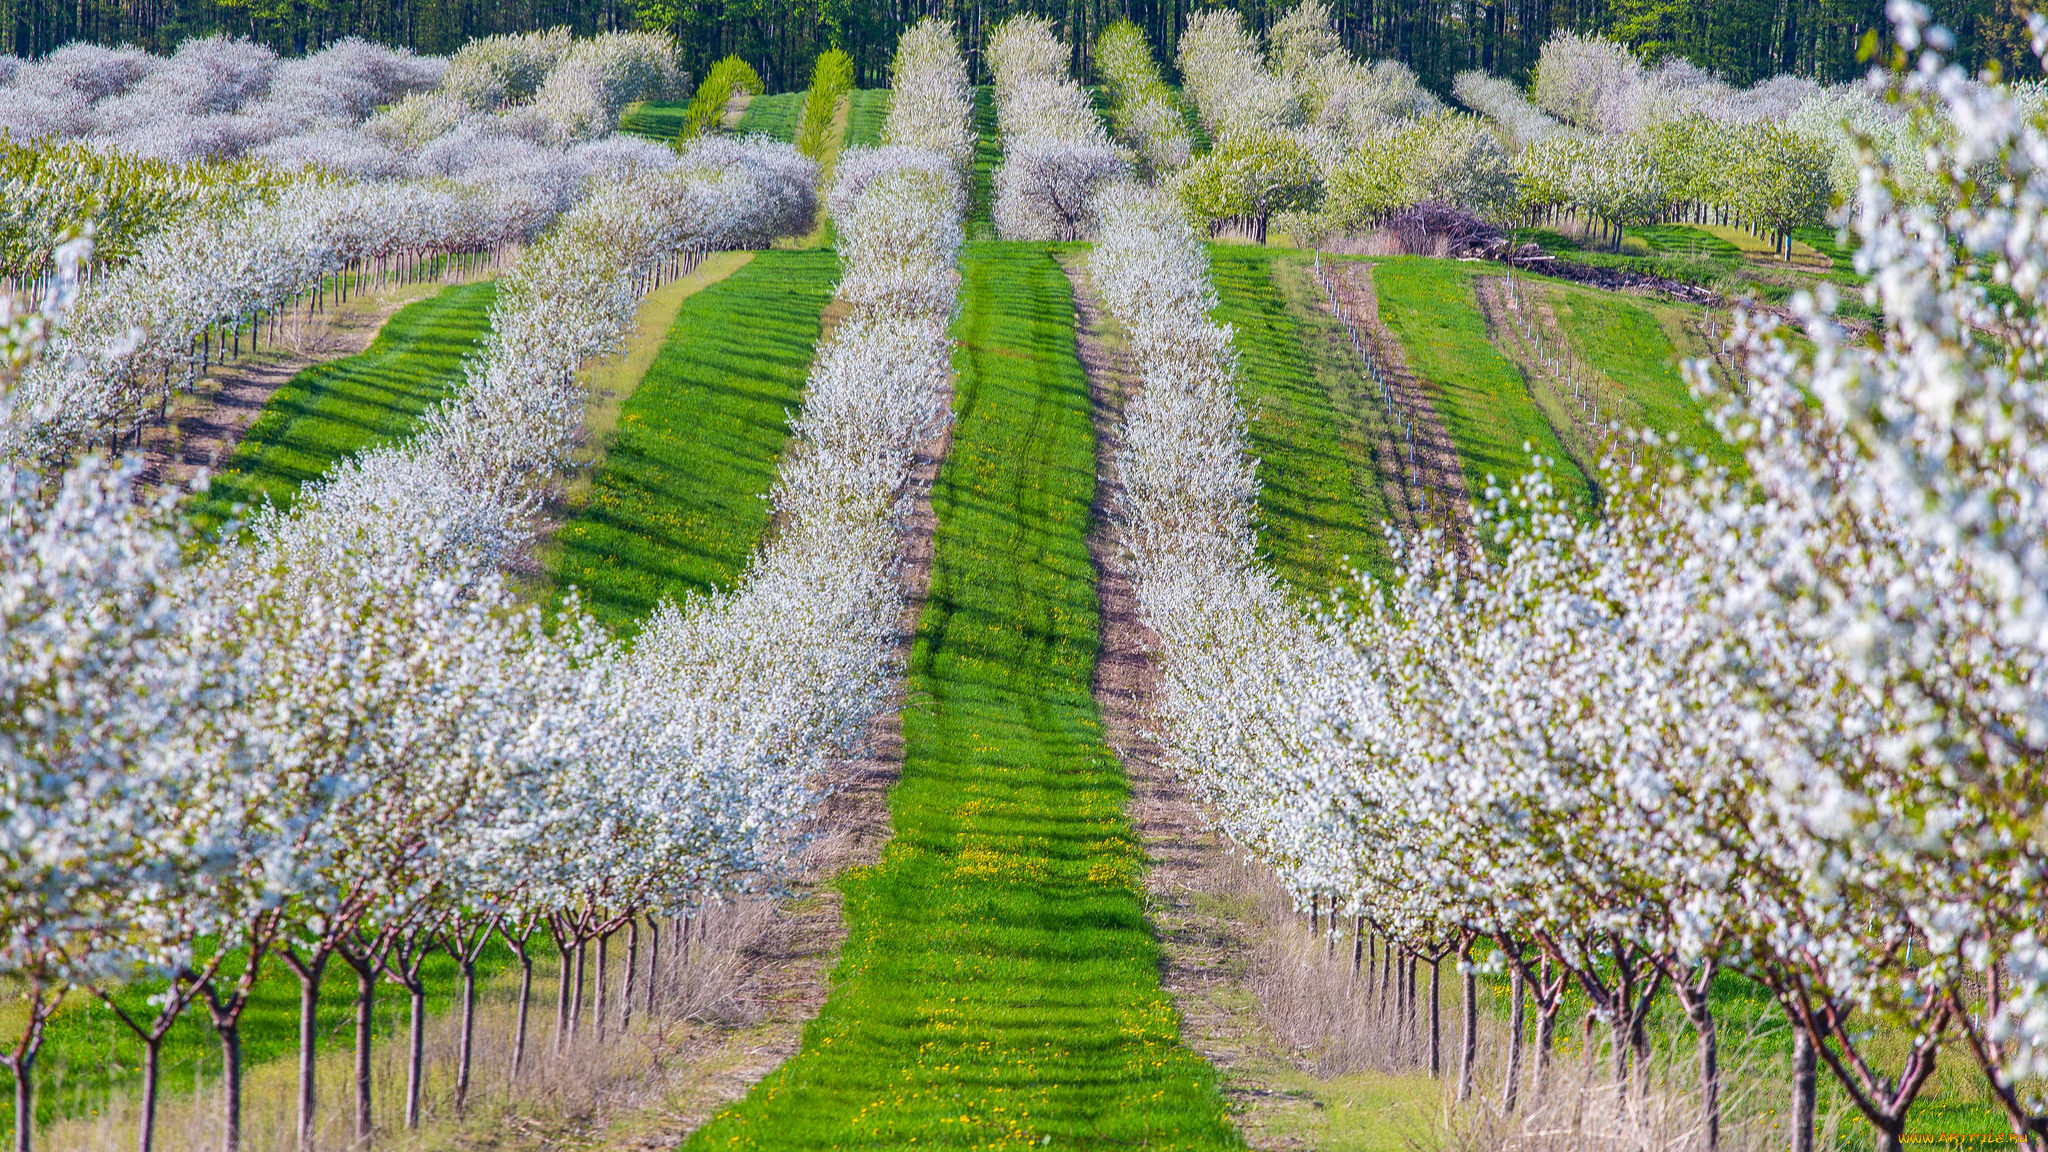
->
(877, 18), (975, 181)
(1175, 9), (1302, 145)
(0, 134), (827, 1147)
(1109, 7), (2048, 1143)
(1452, 30), (1911, 247)
(1450, 70), (1562, 151)
(1086, 182), (1343, 906)
(1173, 4), (1479, 226)
(1270, 0), (1442, 168)
(1093, 21), (1191, 176)
(0, 30), (684, 170)
(0, 29), (701, 462)
(988, 16), (1126, 242)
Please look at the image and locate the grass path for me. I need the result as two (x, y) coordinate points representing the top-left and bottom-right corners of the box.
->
(844, 89), (889, 147)
(685, 243), (1238, 1150)
(968, 86), (999, 238)
(543, 249), (839, 633)
(1370, 258), (1593, 529)
(1541, 283), (1743, 475)
(1208, 247), (1394, 594)
(735, 91), (803, 139)
(188, 280), (495, 535)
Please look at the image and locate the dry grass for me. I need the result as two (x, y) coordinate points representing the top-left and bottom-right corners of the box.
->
(41, 893), (828, 1152)
(44, 897), (786, 1147)
(1170, 852), (1881, 1152)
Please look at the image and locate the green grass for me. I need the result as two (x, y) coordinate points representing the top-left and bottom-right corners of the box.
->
(1543, 284), (1746, 476)
(1175, 86), (1209, 154)
(189, 280), (496, 536)
(1369, 258), (1593, 528)
(684, 243), (1239, 1150)
(735, 90), (804, 140)
(843, 88), (890, 148)
(1207, 247), (1394, 595)
(7, 936), (547, 1134)
(620, 101), (691, 141)
(1793, 225), (1861, 277)
(544, 249), (839, 634)
(623, 93), (801, 142)
(968, 85), (999, 239)
(1631, 223), (1748, 263)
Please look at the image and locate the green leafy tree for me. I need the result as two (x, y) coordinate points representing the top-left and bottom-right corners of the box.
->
(1170, 132), (1321, 243)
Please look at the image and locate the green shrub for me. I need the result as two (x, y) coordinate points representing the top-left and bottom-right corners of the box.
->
(680, 55), (764, 139)
(795, 48), (853, 159)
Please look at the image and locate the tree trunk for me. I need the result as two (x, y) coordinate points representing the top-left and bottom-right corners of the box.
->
(1792, 1028), (1816, 1152)
(352, 964), (375, 1144)
(1503, 966), (1525, 1113)
(1694, 997), (1721, 1152)
(648, 918), (663, 1014)
(514, 954), (533, 1078)
(553, 938), (572, 1055)
(11, 1052), (33, 1152)
(218, 1024), (243, 1152)
(595, 931), (610, 1041)
(570, 939), (587, 1043)
(1428, 957), (1442, 1078)
(138, 1036), (164, 1152)
(283, 952), (327, 1152)
(623, 918), (640, 1033)
(1458, 942), (1477, 1103)
(456, 959), (478, 1112)
(1535, 999), (1559, 1094)
(405, 982), (425, 1128)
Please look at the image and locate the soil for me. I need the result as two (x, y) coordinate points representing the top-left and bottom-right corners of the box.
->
(1061, 253), (1324, 1150)
(1316, 261), (1476, 561)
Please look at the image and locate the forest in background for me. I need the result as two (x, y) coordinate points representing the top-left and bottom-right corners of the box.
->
(2, 0), (2041, 94)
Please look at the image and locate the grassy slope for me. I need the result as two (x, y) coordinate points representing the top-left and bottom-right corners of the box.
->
(544, 249), (839, 633)
(189, 281), (495, 535)
(622, 93), (803, 143)
(734, 91), (803, 140)
(843, 88), (890, 147)
(1370, 258), (1593, 526)
(1208, 247), (1393, 595)
(685, 243), (1238, 1150)
(1543, 284), (1745, 476)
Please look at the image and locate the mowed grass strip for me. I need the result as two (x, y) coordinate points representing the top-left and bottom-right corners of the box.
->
(544, 249), (838, 632)
(1209, 246), (1394, 594)
(190, 280), (495, 535)
(968, 85), (999, 236)
(1544, 284), (1745, 476)
(843, 88), (890, 147)
(685, 243), (1239, 1150)
(1371, 258), (1593, 526)
(734, 90), (804, 140)
(619, 100), (690, 140)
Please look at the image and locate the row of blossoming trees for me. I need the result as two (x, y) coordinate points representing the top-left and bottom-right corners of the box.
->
(0, 22), (974, 1152)
(1145, 0), (2040, 258)
(1098, 6), (2048, 1152)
